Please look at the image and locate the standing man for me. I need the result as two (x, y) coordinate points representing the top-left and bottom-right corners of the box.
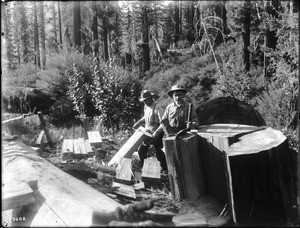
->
(153, 85), (199, 137)
(133, 90), (168, 171)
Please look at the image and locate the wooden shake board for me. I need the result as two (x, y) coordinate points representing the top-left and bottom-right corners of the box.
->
(115, 158), (132, 184)
(108, 127), (152, 166)
(61, 139), (74, 160)
(112, 182), (136, 199)
(87, 131), (102, 148)
(141, 158), (161, 183)
(84, 139), (94, 156)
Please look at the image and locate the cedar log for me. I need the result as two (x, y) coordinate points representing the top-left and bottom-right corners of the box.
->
(164, 124), (297, 226)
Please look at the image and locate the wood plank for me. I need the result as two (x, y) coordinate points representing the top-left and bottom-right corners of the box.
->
(2, 140), (122, 227)
(73, 138), (87, 159)
(171, 213), (207, 227)
(141, 158), (161, 183)
(61, 139), (74, 153)
(73, 139), (81, 154)
(35, 130), (46, 146)
(61, 139), (74, 161)
(133, 182), (145, 190)
(108, 127), (152, 167)
(115, 158), (132, 184)
(112, 182), (136, 199)
(87, 131), (102, 148)
(2, 181), (36, 211)
(84, 139), (94, 157)
(78, 138), (87, 154)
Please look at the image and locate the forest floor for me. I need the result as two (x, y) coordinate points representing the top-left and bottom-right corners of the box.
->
(44, 138), (182, 216)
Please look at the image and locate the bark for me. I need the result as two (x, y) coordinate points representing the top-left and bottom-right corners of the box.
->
(3, 5), (13, 69)
(73, 1), (81, 48)
(58, 1), (63, 45)
(102, 3), (109, 62)
(52, 1), (57, 40)
(242, 0), (251, 72)
(174, 1), (180, 44)
(141, 4), (150, 73)
(39, 2), (46, 69)
(264, 0), (279, 78)
(34, 2), (41, 68)
(91, 1), (99, 58)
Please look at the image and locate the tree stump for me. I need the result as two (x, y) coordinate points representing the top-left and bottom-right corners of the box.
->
(164, 124), (297, 226)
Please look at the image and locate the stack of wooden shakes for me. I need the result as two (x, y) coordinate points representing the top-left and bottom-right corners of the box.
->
(108, 127), (152, 167)
(61, 131), (102, 161)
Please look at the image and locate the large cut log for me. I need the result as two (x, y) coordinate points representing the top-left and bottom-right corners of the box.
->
(196, 96), (266, 126)
(2, 140), (121, 227)
(164, 123), (296, 226)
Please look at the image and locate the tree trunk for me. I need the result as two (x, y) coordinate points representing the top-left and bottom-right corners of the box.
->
(58, 1), (63, 46)
(242, 0), (251, 72)
(34, 2), (41, 68)
(3, 5), (14, 70)
(91, 1), (99, 59)
(174, 1), (180, 44)
(141, 4), (150, 73)
(102, 4), (109, 62)
(19, 2), (29, 64)
(39, 2), (46, 69)
(52, 1), (57, 41)
(186, 1), (195, 43)
(264, 0), (279, 78)
(73, 1), (81, 49)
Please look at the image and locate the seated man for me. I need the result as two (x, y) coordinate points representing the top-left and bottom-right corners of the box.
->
(133, 90), (168, 172)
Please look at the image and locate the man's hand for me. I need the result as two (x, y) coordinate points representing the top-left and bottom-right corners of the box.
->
(92, 200), (174, 226)
(186, 121), (191, 130)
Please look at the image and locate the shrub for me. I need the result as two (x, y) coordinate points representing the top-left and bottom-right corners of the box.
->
(91, 59), (143, 132)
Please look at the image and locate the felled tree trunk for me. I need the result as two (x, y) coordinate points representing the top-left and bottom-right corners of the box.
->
(2, 140), (121, 227)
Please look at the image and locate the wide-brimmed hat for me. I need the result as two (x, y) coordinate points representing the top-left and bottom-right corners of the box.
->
(167, 85), (187, 97)
(139, 90), (153, 101)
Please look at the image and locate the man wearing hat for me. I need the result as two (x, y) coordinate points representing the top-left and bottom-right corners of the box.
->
(153, 85), (199, 137)
(133, 90), (168, 171)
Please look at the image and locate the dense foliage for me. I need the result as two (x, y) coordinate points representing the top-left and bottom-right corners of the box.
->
(1, 1), (298, 150)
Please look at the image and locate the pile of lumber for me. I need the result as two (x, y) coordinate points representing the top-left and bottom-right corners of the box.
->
(60, 131), (102, 160)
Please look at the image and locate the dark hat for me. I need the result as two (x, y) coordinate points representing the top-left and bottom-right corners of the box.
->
(139, 90), (153, 101)
(167, 85), (187, 97)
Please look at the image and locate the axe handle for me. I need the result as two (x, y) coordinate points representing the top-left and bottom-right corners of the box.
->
(187, 103), (193, 123)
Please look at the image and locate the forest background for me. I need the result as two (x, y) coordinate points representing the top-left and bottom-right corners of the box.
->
(1, 1), (299, 151)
